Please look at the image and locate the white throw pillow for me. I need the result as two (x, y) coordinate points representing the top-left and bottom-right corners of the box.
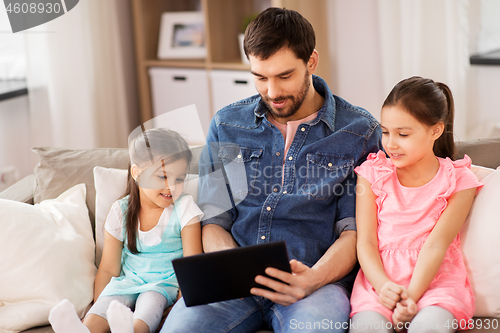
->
(0, 184), (96, 333)
(471, 164), (495, 182)
(93, 166), (199, 266)
(93, 167), (128, 267)
(461, 169), (500, 317)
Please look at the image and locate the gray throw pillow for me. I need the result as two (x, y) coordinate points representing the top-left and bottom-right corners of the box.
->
(32, 147), (129, 229)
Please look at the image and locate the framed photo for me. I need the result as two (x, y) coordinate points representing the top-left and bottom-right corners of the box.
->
(157, 12), (207, 59)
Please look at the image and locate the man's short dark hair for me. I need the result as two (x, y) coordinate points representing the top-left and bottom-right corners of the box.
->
(243, 7), (315, 63)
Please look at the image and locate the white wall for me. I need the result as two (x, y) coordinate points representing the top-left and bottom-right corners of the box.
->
(328, 0), (384, 121)
(0, 1), (25, 80)
(474, 0), (500, 54)
(466, 0), (500, 139)
(466, 66), (500, 139)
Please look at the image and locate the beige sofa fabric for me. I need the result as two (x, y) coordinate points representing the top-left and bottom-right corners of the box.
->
(456, 137), (500, 169)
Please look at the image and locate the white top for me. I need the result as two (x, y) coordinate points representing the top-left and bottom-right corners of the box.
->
(105, 194), (203, 246)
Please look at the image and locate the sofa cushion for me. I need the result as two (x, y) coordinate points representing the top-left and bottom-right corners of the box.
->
(32, 147), (130, 230)
(461, 169), (500, 317)
(0, 184), (96, 332)
(93, 167), (128, 267)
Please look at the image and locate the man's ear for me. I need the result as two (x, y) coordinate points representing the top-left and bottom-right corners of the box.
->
(431, 122), (445, 140)
(307, 49), (319, 74)
(131, 164), (141, 181)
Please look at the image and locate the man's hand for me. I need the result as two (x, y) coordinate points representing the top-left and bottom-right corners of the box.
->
(378, 281), (407, 310)
(392, 297), (417, 332)
(249, 259), (321, 306)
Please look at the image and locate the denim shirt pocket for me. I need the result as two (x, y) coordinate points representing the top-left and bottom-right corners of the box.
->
(301, 153), (355, 200)
(218, 145), (264, 199)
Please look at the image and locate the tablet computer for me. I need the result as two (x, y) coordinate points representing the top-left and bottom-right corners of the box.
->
(172, 241), (291, 307)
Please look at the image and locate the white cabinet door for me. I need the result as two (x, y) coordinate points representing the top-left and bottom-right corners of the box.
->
(149, 67), (211, 144)
(210, 70), (258, 113)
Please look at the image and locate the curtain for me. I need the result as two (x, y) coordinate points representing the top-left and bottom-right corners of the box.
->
(0, 8), (26, 80)
(24, 0), (139, 149)
(377, 0), (470, 140)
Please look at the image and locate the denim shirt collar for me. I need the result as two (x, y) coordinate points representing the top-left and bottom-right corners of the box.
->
(253, 75), (336, 132)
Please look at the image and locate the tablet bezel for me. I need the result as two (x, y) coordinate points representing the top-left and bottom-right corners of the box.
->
(172, 241), (291, 307)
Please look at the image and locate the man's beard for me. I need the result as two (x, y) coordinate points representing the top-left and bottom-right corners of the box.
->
(262, 71), (311, 121)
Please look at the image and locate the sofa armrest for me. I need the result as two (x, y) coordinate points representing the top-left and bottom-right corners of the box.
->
(0, 174), (35, 204)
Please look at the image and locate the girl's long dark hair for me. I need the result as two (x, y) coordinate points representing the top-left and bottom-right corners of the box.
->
(383, 76), (456, 160)
(124, 129), (192, 253)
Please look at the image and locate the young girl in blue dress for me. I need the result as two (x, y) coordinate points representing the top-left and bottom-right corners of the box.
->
(49, 128), (203, 333)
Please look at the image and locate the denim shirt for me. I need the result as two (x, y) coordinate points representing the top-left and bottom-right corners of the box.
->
(198, 75), (381, 286)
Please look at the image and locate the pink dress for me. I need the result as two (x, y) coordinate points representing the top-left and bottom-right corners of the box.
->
(350, 151), (482, 324)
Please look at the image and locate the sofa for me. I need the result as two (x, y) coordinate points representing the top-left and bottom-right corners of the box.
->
(0, 137), (499, 333)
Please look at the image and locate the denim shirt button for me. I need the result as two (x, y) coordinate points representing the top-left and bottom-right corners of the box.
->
(288, 156), (293, 161)
(328, 163), (333, 167)
(273, 188), (278, 192)
(261, 235), (266, 240)
(283, 191), (287, 194)
(301, 127), (305, 132)
(276, 152), (280, 156)
(266, 206), (271, 211)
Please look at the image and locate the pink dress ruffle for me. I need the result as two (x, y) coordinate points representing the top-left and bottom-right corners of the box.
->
(350, 151), (482, 327)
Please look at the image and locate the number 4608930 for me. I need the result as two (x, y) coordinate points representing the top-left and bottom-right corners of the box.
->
(5, 2), (62, 14)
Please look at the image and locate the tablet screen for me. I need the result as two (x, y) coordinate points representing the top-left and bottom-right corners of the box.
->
(172, 241), (291, 306)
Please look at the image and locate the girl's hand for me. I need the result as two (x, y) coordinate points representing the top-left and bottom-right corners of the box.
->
(392, 297), (417, 332)
(379, 281), (407, 310)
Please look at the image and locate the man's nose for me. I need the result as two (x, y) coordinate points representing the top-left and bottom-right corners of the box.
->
(267, 80), (282, 100)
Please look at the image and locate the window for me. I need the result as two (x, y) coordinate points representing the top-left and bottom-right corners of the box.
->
(0, 5), (26, 80)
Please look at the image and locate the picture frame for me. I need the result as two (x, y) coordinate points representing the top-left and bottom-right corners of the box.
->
(157, 12), (207, 59)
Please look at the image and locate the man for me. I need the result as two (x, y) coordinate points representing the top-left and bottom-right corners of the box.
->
(161, 7), (381, 333)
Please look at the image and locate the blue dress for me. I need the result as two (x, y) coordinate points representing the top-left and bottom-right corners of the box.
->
(99, 195), (184, 305)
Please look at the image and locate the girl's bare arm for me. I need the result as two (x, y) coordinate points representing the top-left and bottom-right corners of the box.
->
(94, 230), (123, 301)
(356, 176), (391, 293)
(407, 187), (476, 302)
(181, 217), (203, 257)
(357, 176), (408, 310)
(177, 218), (203, 300)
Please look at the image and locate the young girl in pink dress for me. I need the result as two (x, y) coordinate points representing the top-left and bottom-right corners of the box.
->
(350, 77), (482, 333)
